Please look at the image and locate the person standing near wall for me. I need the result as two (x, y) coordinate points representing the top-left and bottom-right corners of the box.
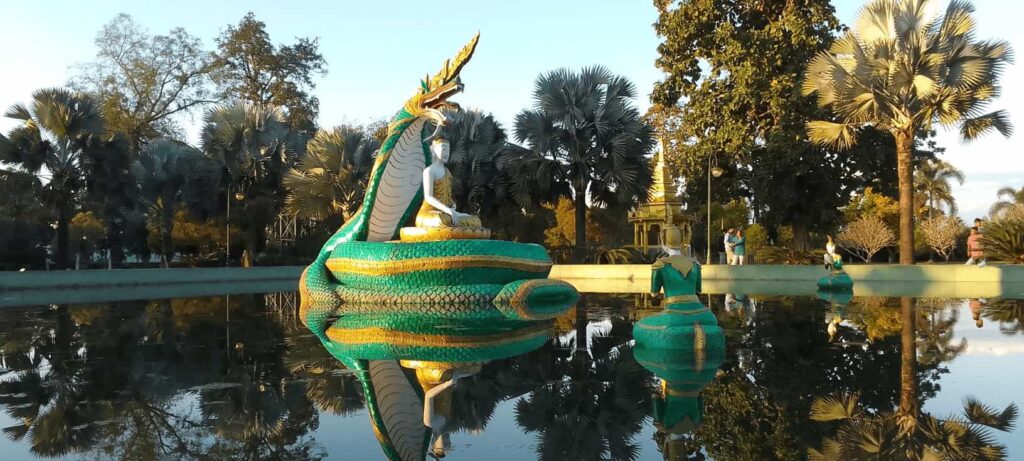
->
(733, 229), (746, 266)
(723, 228), (736, 265)
(965, 227), (986, 267)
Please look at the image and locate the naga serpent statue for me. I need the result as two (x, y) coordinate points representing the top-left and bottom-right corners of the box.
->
(299, 33), (578, 320)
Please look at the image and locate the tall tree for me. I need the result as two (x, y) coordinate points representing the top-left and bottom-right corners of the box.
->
(511, 66), (654, 261)
(914, 159), (964, 220)
(0, 88), (111, 268)
(72, 14), (218, 156)
(651, 0), (843, 250)
(213, 12), (327, 133)
(990, 185), (1024, 217)
(202, 103), (301, 262)
(803, 0), (1013, 264)
(133, 139), (220, 266)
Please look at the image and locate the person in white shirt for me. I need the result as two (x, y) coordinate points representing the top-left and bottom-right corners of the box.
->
(723, 228), (735, 265)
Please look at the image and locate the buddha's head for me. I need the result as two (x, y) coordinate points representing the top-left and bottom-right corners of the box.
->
(431, 137), (451, 164)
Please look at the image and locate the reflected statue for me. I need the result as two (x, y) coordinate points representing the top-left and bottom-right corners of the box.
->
(304, 299), (552, 461)
(816, 288), (852, 342)
(635, 255), (725, 460)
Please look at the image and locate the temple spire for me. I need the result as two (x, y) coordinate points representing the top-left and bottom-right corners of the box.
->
(650, 137), (670, 202)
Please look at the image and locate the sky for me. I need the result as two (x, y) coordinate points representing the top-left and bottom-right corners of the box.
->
(0, 0), (1020, 221)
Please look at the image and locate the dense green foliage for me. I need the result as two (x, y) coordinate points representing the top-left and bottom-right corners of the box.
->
(803, 0), (1013, 263)
(71, 14), (218, 155)
(0, 89), (113, 268)
(213, 12), (327, 133)
(651, 0), (845, 250)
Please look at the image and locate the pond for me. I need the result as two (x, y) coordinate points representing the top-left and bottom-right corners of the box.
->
(0, 289), (1021, 460)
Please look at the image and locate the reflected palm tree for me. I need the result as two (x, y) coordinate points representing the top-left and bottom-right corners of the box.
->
(982, 299), (1024, 335)
(809, 393), (1018, 460)
(283, 325), (365, 416)
(514, 336), (651, 461)
(811, 296), (1019, 459)
(916, 299), (967, 368)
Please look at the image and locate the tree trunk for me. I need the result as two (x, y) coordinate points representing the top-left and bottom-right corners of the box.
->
(573, 177), (588, 263)
(897, 296), (919, 422)
(573, 295), (588, 375)
(162, 207), (174, 269)
(56, 203), (71, 269)
(791, 221), (811, 251)
(895, 130), (916, 264)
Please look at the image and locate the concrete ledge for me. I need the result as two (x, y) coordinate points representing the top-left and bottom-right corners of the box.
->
(550, 263), (1024, 283)
(0, 266), (303, 291)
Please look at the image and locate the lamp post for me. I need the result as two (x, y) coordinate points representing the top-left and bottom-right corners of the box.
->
(706, 155), (724, 264)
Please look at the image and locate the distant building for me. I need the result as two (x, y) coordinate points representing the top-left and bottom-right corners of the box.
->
(628, 140), (692, 252)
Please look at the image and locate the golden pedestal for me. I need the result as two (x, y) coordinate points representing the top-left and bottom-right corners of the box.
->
(399, 226), (491, 242)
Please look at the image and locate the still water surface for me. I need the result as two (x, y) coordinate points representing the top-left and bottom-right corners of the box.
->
(0, 291), (1021, 460)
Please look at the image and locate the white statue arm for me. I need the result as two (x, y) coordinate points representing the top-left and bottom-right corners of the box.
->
(422, 167), (459, 224)
(423, 370), (471, 428)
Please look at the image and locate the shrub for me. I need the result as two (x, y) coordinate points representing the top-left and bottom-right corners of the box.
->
(919, 216), (964, 262)
(744, 223), (769, 257)
(984, 216), (1024, 264)
(838, 217), (896, 262)
(756, 246), (821, 265)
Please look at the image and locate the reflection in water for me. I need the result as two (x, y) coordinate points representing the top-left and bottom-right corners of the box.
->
(300, 296), (555, 461)
(810, 297), (1018, 460)
(0, 293), (1020, 459)
(983, 299), (1024, 335)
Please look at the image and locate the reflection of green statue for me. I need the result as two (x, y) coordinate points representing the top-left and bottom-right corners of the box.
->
(304, 300), (551, 461)
(634, 256), (725, 460)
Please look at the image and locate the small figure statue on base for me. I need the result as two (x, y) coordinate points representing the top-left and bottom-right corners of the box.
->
(818, 235), (853, 291)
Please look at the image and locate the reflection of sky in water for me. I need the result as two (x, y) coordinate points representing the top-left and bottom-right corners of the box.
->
(924, 301), (1024, 457)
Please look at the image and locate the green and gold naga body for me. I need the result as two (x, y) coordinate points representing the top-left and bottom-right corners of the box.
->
(299, 34), (578, 320)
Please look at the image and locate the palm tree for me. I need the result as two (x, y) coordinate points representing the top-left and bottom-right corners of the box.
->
(133, 139), (220, 266)
(510, 66), (654, 261)
(989, 185), (1024, 217)
(0, 88), (108, 268)
(914, 159), (965, 220)
(201, 103), (300, 261)
(440, 110), (509, 216)
(283, 126), (378, 223)
(802, 0), (1013, 264)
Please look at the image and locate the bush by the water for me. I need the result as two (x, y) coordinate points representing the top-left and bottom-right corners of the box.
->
(984, 208), (1024, 264)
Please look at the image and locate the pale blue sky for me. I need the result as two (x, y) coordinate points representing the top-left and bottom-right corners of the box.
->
(0, 0), (1020, 220)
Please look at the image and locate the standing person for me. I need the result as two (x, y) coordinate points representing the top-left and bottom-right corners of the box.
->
(733, 229), (746, 265)
(965, 227), (986, 267)
(973, 218), (989, 266)
(723, 228), (736, 265)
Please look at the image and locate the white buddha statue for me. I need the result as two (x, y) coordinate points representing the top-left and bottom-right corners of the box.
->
(400, 136), (490, 242)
